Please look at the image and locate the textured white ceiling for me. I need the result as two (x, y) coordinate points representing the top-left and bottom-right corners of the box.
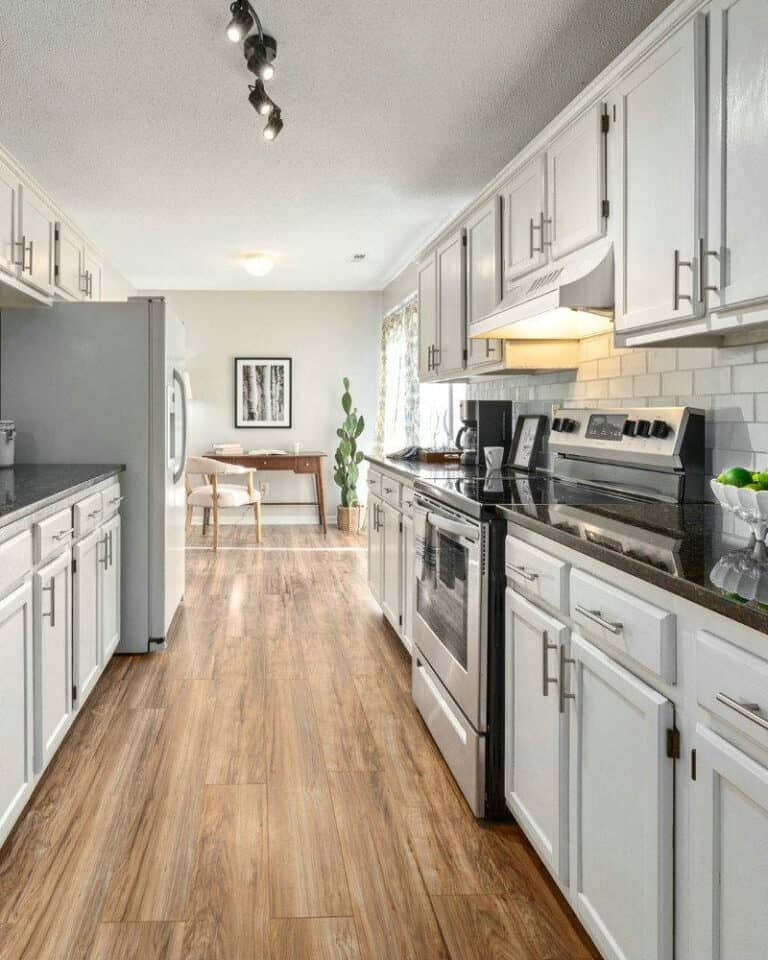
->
(0, 0), (670, 290)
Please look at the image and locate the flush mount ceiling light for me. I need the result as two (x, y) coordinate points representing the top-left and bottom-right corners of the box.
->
(224, 1), (284, 140)
(241, 253), (275, 277)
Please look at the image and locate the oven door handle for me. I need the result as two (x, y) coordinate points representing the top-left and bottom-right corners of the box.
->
(427, 511), (480, 543)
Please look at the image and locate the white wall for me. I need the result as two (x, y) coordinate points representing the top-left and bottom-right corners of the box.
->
(382, 262), (418, 314)
(159, 290), (381, 524)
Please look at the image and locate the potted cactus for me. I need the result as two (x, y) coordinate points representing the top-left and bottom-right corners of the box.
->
(333, 377), (365, 532)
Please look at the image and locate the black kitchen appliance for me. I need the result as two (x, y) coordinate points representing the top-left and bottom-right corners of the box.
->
(454, 400), (514, 467)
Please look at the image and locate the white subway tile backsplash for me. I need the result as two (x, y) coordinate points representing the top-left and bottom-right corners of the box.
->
(632, 373), (661, 396)
(756, 394), (768, 422)
(661, 370), (694, 396)
(694, 366), (731, 395)
(733, 363), (768, 392)
(620, 352), (647, 376)
(677, 347), (714, 370)
(597, 356), (621, 379)
(608, 376), (634, 398)
(714, 344), (755, 366)
(647, 349), (677, 373)
(712, 394), (755, 422)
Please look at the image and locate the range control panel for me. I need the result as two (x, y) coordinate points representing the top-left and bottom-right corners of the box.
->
(549, 406), (704, 469)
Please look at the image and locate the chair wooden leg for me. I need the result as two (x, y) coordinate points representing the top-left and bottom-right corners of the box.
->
(254, 501), (263, 544)
(213, 502), (220, 552)
(202, 508), (209, 536)
(185, 505), (193, 537)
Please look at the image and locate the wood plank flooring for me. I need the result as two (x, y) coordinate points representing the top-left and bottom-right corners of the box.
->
(0, 525), (599, 959)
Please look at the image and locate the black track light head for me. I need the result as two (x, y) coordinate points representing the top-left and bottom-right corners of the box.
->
(248, 82), (276, 116)
(226, 0), (254, 42)
(263, 108), (283, 141)
(244, 33), (277, 82)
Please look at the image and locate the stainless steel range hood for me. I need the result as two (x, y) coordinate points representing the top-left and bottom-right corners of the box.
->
(471, 238), (614, 341)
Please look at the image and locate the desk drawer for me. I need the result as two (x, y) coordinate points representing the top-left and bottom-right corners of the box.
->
(251, 456), (296, 471)
(295, 457), (316, 474)
(381, 476), (402, 508)
(367, 469), (383, 498)
(74, 492), (103, 539)
(505, 536), (568, 612)
(570, 569), (676, 683)
(35, 507), (73, 563)
(0, 530), (32, 598)
(698, 631), (768, 751)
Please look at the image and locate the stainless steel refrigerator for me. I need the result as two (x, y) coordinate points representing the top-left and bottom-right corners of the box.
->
(0, 297), (187, 653)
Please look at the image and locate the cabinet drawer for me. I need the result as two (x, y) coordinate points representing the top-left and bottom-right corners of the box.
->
(295, 457), (316, 474)
(697, 631), (768, 751)
(401, 485), (416, 517)
(506, 536), (568, 611)
(0, 530), (32, 598)
(381, 476), (402, 508)
(101, 481), (122, 516)
(34, 507), (73, 563)
(367, 469), (383, 498)
(73, 492), (103, 539)
(570, 569), (676, 683)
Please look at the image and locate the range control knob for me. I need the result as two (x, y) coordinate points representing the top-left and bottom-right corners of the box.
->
(552, 418), (564, 432)
(651, 419), (669, 439)
(622, 419), (637, 437)
(562, 418), (577, 433)
(636, 419), (651, 437)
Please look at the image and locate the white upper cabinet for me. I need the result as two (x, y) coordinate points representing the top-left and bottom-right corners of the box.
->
(501, 154), (547, 281)
(0, 157), (19, 279)
(568, 633), (674, 960)
(614, 16), (705, 334)
(435, 229), (466, 377)
(55, 222), (86, 300)
(18, 183), (55, 297)
(465, 197), (503, 368)
(83, 247), (103, 301)
(694, 724), (768, 960)
(547, 103), (608, 261)
(707, 0), (768, 314)
(417, 255), (437, 381)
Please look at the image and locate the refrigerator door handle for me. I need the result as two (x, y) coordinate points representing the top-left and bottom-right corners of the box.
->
(172, 368), (187, 485)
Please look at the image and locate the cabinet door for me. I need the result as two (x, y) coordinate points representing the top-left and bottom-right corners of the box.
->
(466, 198), (502, 368)
(100, 515), (121, 661)
(381, 501), (402, 633)
(435, 230), (466, 377)
(367, 494), (383, 603)
(19, 184), (54, 296)
(0, 582), (33, 849)
(417, 256), (437, 381)
(694, 724), (768, 960)
(83, 248), (103, 301)
(547, 103), (607, 261)
(568, 633), (674, 960)
(501, 154), (547, 281)
(708, 0), (768, 313)
(614, 17), (704, 333)
(505, 590), (569, 883)
(402, 513), (415, 653)
(34, 549), (73, 772)
(73, 528), (104, 708)
(55, 222), (85, 300)
(0, 157), (19, 279)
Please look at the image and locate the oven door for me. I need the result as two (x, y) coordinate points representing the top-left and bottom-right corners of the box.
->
(414, 496), (486, 730)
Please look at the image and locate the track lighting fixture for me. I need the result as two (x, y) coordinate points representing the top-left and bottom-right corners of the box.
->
(226, 0), (253, 42)
(224, 1), (284, 141)
(263, 108), (283, 141)
(248, 82), (276, 116)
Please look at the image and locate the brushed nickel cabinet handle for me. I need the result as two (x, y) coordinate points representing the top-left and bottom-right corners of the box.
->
(542, 214), (552, 247)
(99, 534), (109, 568)
(52, 528), (73, 542)
(699, 237), (719, 301)
(530, 214), (544, 255)
(42, 577), (56, 627)
(673, 249), (692, 311)
(716, 693), (768, 731)
(574, 604), (623, 635)
(559, 644), (576, 714)
(27, 239), (34, 275)
(80, 271), (90, 294)
(542, 631), (558, 697)
(432, 345), (440, 368)
(509, 564), (538, 582)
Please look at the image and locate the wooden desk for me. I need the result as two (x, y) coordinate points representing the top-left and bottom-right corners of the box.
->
(206, 452), (328, 533)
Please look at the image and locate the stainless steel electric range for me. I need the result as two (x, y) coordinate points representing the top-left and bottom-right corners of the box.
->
(412, 406), (706, 819)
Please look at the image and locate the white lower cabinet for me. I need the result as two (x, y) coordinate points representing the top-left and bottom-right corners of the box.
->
(381, 501), (402, 632)
(402, 512), (415, 652)
(568, 632), (674, 960)
(694, 725), (768, 960)
(505, 589), (569, 883)
(34, 549), (72, 772)
(73, 526), (104, 709)
(0, 582), (34, 849)
(367, 493), (383, 603)
(101, 513), (121, 660)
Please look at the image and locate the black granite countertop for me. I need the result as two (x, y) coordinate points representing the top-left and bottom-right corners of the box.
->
(0, 464), (125, 529)
(365, 453), (470, 481)
(498, 501), (768, 635)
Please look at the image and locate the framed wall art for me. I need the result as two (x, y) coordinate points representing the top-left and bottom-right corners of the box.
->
(509, 414), (546, 471)
(234, 357), (292, 428)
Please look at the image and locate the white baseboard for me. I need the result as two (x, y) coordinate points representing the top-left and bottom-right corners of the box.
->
(191, 513), (337, 527)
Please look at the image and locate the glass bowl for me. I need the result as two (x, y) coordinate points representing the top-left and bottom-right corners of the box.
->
(710, 479), (768, 542)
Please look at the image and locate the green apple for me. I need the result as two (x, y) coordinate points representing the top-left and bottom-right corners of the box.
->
(753, 470), (768, 489)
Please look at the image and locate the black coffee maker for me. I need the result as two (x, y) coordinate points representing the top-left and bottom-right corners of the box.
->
(454, 400), (514, 467)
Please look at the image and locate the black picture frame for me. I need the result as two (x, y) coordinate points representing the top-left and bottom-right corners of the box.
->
(234, 357), (293, 429)
(509, 414), (547, 471)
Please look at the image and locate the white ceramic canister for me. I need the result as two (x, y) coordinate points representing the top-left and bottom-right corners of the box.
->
(0, 421), (16, 468)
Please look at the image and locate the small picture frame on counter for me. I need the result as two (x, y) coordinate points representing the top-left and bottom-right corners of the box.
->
(509, 415), (547, 471)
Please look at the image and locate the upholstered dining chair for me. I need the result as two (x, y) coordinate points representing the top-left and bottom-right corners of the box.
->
(185, 456), (262, 550)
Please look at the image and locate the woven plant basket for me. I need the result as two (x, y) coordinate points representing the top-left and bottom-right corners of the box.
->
(337, 505), (363, 533)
